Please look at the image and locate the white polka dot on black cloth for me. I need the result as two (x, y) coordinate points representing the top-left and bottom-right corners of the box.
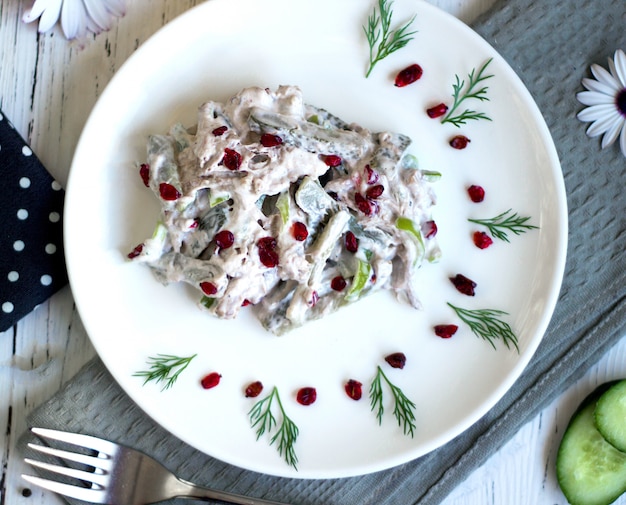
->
(0, 110), (68, 331)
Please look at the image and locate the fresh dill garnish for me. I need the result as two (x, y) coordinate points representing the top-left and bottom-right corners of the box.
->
(441, 58), (494, 127)
(133, 353), (197, 391)
(369, 365), (417, 437)
(363, 0), (417, 78)
(447, 303), (519, 352)
(468, 208), (538, 242)
(248, 386), (299, 470)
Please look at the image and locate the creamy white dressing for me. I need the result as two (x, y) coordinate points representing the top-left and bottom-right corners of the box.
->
(131, 85), (440, 335)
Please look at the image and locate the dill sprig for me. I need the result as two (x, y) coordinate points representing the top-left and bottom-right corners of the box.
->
(363, 0), (417, 78)
(133, 354), (197, 391)
(249, 386), (299, 470)
(468, 208), (538, 242)
(442, 58), (494, 127)
(447, 303), (519, 352)
(369, 365), (417, 437)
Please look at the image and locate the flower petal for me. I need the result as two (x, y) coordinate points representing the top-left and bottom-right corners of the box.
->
(610, 49), (626, 88)
(585, 112), (620, 138)
(83, 0), (113, 30)
(577, 104), (618, 122)
(590, 63), (621, 91)
(103, 0), (126, 17)
(582, 77), (617, 96)
(619, 121), (626, 158)
(61, 0), (88, 39)
(600, 116), (625, 149)
(577, 90), (613, 106)
(22, 0), (63, 33)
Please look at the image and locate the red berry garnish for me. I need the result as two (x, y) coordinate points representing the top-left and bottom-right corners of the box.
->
(450, 273), (477, 296)
(385, 352), (407, 369)
(257, 237), (279, 268)
(245, 381), (264, 398)
(159, 182), (181, 201)
(139, 163), (150, 187)
(355, 192), (378, 215)
(222, 148), (242, 170)
(297, 387), (317, 406)
(214, 229), (234, 249)
(260, 133), (283, 147)
(345, 231), (359, 253)
(344, 380), (363, 401)
(434, 324), (459, 339)
(450, 135), (471, 149)
(309, 291), (319, 307)
(200, 281), (218, 295)
(291, 221), (309, 241)
(241, 299), (252, 307)
(364, 165), (379, 184)
(422, 220), (438, 239)
(365, 184), (384, 199)
(394, 64), (423, 87)
(427, 103), (449, 118)
(467, 185), (485, 202)
(200, 372), (221, 389)
(330, 275), (347, 292)
(212, 126), (228, 136)
(127, 243), (144, 259)
(320, 154), (342, 167)
(473, 231), (493, 249)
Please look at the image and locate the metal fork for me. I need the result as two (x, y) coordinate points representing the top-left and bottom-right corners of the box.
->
(23, 427), (292, 505)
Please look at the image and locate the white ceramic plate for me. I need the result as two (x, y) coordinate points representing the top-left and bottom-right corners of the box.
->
(65, 0), (567, 479)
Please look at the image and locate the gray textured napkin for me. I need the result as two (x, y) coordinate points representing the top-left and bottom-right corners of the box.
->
(20, 0), (626, 503)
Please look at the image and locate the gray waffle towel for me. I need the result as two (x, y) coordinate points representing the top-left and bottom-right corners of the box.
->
(21, 0), (626, 503)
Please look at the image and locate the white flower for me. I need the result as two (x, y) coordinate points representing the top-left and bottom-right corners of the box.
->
(577, 49), (626, 158)
(23, 0), (126, 40)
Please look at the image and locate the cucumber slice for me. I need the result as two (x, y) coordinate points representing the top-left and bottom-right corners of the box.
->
(556, 383), (626, 505)
(596, 379), (626, 453)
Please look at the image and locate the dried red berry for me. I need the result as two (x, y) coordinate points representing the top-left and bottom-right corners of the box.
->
(365, 184), (384, 199)
(321, 154), (342, 167)
(330, 275), (347, 292)
(212, 126), (228, 136)
(291, 221), (309, 241)
(159, 182), (181, 201)
(427, 103), (449, 118)
(473, 231), (493, 249)
(245, 381), (264, 398)
(257, 237), (279, 268)
(200, 372), (221, 389)
(394, 64), (423, 87)
(260, 133), (283, 147)
(189, 219), (199, 229)
(309, 291), (319, 307)
(434, 324), (459, 339)
(139, 163), (150, 187)
(241, 299), (252, 307)
(200, 281), (218, 295)
(423, 220), (438, 239)
(214, 230), (234, 249)
(450, 273), (477, 296)
(354, 192), (378, 215)
(296, 387), (317, 406)
(364, 165), (379, 184)
(222, 148), (242, 170)
(385, 352), (407, 369)
(450, 135), (471, 149)
(345, 231), (359, 253)
(344, 380), (363, 401)
(467, 185), (485, 202)
(127, 243), (143, 259)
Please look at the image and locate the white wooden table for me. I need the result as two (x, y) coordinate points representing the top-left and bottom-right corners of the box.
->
(1, 1), (624, 504)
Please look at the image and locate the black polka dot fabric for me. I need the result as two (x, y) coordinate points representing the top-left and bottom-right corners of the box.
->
(0, 111), (68, 332)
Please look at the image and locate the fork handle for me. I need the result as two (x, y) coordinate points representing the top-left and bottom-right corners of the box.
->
(177, 478), (292, 505)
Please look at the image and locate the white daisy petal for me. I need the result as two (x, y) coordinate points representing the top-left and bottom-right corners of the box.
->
(611, 49), (626, 88)
(582, 77), (617, 96)
(60, 0), (88, 39)
(23, 0), (63, 32)
(600, 115), (625, 148)
(586, 113), (620, 138)
(577, 90), (613, 106)
(84, 0), (113, 30)
(577, 103), (618, 122)
(104, 0), (126, 17)
(590, 63), (621, 91)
